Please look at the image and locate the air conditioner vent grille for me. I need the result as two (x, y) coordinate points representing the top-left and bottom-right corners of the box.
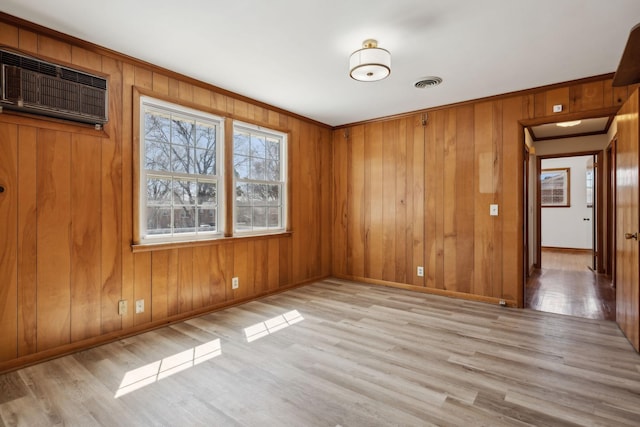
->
(0, 49), (108, 124)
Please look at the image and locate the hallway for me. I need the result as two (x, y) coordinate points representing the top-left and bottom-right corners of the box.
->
(525, 249), (616, 321)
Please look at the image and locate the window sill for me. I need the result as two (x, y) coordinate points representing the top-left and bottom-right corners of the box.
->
(131, 231), (293, 253)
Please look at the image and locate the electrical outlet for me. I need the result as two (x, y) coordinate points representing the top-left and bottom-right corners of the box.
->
(417, 266), (424, 277)
(118, 300), (127, 316)
(499, 299), (507, 307)
(135, 299), (144, 314)
(232, 277), (239, 289)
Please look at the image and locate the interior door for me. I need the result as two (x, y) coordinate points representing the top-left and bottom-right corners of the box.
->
(616, 88), (640, 352)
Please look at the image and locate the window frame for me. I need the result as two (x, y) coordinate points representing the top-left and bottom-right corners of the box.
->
(138, 95), (225, 244)
(232, 121), (288, 236)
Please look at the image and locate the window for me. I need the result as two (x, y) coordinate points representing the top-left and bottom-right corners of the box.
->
(139, 96), (224, 243)
(233, 122), (287, 234)
(540, 168), (570, 207)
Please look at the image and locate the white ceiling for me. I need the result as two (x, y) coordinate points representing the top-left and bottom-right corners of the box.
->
(3, 0), (640, 127)
(530, 117), (611, 140)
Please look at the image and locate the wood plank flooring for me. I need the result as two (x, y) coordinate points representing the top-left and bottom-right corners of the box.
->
(1, 279), (639, 426)
(526, 249), (616, 321)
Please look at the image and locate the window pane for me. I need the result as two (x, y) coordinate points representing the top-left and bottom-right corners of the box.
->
(266, 138), (279, 160)
(147, 178), (172, 204)
(266, 160), (280, 181)
(198, 182), (217, 205)
(145, 141), (171, 171)
(146, 206), (172, 235)
(250, 134), (266, 158)
(171, 118), (194, 147)
(253, 184), (268, 204)
(234, 155), (250, 179)
(234, 132), (250, 155)
(252, 207), (267, 229)
(267, 184), (280, 205)
(236, 206), (252, 230)
(145, 112), (171, 143)
(195, 148), (215, 175)
(198, 207), (217, 231)
(268, 207), (281, 228)
(173, 180), (196, 205)
(250, 158), (266, 180)
(236, 183), (251, 206)
(195, 122), (216, 149)
(174, 207), (196, 233)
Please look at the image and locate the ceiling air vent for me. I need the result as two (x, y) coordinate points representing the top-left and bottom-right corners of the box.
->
(0, 49), (108, 125)
(414, 76), (443, 89)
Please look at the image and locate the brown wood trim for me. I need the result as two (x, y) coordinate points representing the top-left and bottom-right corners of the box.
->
(596, 150), (604, 273)
(131, 231), (293, 253)
(132, 88), (142, 244)
(0, 12), (331, 130)
(536, 155), (542, 269)
(0, 109), (109, 137)
(541, 246), (593, 254)
(224, 119), (234, 237)
(335, 74), (616, 129)
(334, 274), (518, 307)
(0, 273), (327, 375)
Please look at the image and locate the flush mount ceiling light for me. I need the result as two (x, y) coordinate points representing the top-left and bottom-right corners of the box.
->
(556, 120), (582, 128)
(349, 39), (391, 82)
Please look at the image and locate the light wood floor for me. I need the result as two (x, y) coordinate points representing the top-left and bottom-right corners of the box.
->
(1, 279), (639, 426)
(526, 249), (616, 321)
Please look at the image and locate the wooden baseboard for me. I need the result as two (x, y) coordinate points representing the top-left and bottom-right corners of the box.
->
(541, 246), (592, 254)
(331, 274), (518, 308)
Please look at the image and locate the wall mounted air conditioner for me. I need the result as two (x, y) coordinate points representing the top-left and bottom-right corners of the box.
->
(0, 48), (108, 126)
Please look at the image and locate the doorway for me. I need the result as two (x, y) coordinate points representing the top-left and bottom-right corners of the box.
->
(522, 118), (615, 320)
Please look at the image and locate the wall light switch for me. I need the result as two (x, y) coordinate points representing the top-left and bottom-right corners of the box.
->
(552, 104), (563, 113)
(490, 204), (499, 216)
(135, 299), (144, 314)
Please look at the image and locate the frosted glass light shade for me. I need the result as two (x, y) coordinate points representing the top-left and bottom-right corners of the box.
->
(349, 40), (391, 82)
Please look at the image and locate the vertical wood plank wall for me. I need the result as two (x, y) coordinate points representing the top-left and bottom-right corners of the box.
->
(0, 18), (332, 370)
(332, 79), (638, 305)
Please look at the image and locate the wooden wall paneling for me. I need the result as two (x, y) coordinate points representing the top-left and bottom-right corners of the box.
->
(424, 113), (438, 288)
(151, 72), (168, 94)
(233, 99), (249, 119)
(133, 252), (152, 326)
(490, 101), (504, 299)
(279, 236), (292, 287)
(332, 129), (348, 276)
(544, 87), (570, 116)
(193, 86), (212, 109)
(410, 115), (425, 287)
(502, 96), (525, 304)
(178, 248), (194, 314)
(570, 81), (604, 113)
(100, 57), (123, 334)
(267, 238), (280, 291)
(307, 124), (322, 278)
(177, 80), (194, 103)
(121, 61), (136, 330)
(70, 134), (102, 342)
(393, 119), (408, 283)
(320, 128), (333, 277)
(455, 105), (475, 294)
(473, 102), (494, 297)
(17, 126), (37, 356)
(210, 244), (228, 304)
(150, 249), (178, 321)
(365, 122), (384, 280)
(0, 21), (18, 45)
(290, 119), (303, 282)
(443, 109), (457, 291)
(0, 123), (18, 362)
(232, 241), (249, 300)
(192, 246), (211, 311)
(211, 92), (229, 113)
(382, 120), (398, 283)
(37, 35), (71, 62)
(168, 77), (180, 99)
(523, 95), (535, 120)
(533, 92), (546, 118)
(36, 129), (71, 351)
(70, 45), (102, 70)
(347, 125), (366, 278)
(612, 85), (629, 107)
(253, 239), (269, 294)
(18, 28), (38, 53)
(434, 112), (446, 289)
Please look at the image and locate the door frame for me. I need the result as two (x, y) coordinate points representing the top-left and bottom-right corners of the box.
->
(535, 150), (604, 272)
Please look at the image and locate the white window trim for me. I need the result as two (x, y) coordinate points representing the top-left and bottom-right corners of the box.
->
(233, 120), (288, 236)
(139, 96), (225, 244)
